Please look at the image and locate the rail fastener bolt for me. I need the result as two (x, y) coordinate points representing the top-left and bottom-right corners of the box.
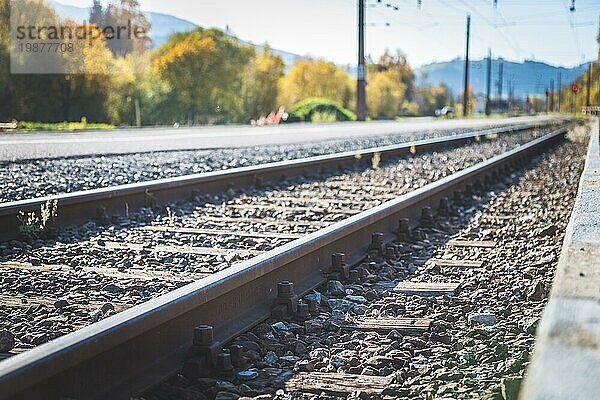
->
(305, 298), (319, 315)
(420, 206), (434, 228)
(397, 218), (412, 241)
(438, 196), (450, 216)
(272, 281), (299, 319)
(328, 252), (349, 281)
(183, 325), (221, 379)
(369, 232), (386, 254)
(385, 245), (398, 260)
(294, 301), (310, 321)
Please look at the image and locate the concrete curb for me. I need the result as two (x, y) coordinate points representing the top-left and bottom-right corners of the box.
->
(521, 118), (600, 400)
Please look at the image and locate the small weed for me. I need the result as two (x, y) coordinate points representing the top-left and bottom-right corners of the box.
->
(166, 206), (175, 226)
(17, 199), (58, 239)
(371, 152), (381, 169)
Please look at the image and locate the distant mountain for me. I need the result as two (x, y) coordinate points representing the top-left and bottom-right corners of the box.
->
(49, 0), (89, 21)
(48, 1), (303, 65)
(144, 11), (197, 48)
(415, 58), (591, 98)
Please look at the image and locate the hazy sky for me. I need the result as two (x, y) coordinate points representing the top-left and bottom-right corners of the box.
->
(56, 0), (600, 68)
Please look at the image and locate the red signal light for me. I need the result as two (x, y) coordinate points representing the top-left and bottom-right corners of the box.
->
(572, 84), (579, 93)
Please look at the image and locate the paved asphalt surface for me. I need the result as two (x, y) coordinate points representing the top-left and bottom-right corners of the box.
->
(0, 115), (560, 162)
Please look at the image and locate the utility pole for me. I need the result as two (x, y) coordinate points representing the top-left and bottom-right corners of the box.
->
(485, 49), (492, 115)
(134, 99), (141, 127)
(545, 88), (549, 114)
(508, 79), (513, 112)
(497, 61), (504, 100)
(462, 14), (471, 117)
(550, 79), (554, 112)
(586, 65), (592, 107)
(557, 72), (561, 112)
(357, 0), (367, 121)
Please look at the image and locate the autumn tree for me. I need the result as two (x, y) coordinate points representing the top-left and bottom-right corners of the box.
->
(278, 59), (354, 109)
(0, 0), (10, 119)
(0, 0), (115, 122)
(367, 69), (407, 118)
(364, 49), (418, 118)
(59, 20), (113, 122)
(105, 52), (183, 126)
(371, 49), (416, 100)
(559, 63), (599, 113)
(153, 28), (253, 124)
(415, 83), (454, 116)
(241, 46), (285, 120)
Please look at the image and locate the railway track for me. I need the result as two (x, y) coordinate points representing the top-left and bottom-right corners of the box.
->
(0, 123), (553, 356)
(0, 121), (559, 243)
(0, 123), (573, 399)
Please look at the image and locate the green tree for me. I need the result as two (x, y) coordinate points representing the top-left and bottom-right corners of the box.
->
(153, 28), (253, 124)
(105, 53), (184, 126)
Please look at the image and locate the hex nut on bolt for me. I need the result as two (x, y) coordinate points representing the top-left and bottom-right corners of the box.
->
(184, 325), (221, 378)
(370, 232), (385, 254)
(272, 281), (299, 319)
(295, 301), (310, 321)
(193, 325), (213, 346)
(329, 252), (349, 280)
(306, 298), (319, 314)
(230, 344), (245, 368)
(189, 325), (221, 368)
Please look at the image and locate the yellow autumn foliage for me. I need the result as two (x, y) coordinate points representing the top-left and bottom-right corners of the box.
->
(278, 59), (354, 109)
(367, 69), (407, 118)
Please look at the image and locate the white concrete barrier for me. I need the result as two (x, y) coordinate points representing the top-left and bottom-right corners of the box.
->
(521, 119), (600, 399)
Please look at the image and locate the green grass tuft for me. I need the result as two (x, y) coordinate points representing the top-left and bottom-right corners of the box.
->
(14, 121), (115, 132)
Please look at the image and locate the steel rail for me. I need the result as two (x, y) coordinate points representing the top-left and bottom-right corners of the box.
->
(0, 122), (559, 242)
(0, 127), (567, 400)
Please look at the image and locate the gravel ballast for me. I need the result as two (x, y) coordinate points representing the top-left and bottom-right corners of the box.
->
(141, 136), (587, 400)
(0, 125), (546, 203)
(0, 129), (563, 356)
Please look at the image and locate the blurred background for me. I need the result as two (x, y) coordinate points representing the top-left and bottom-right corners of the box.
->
(1, 0), (599, 129)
